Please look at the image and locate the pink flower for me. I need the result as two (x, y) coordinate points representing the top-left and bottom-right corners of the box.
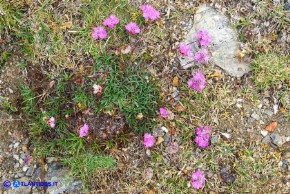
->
(179, 44), (192, 56)
(93, 84), (102, 94)
(188, 71), (206, 92)
(191, 170), (206, 189)
(194, 48), (209, 63)
(195, 126), (211, 136)
(196, 29), (211, 46)
(103, 14), (119, 29)
(79, 123), (89, 137)
(140, 4), (160, 21)
(143, 133), (155, 148)
(195, 126), (211, 148)
(92, 26), (107, 40)
(25, 156), (30, 163)
(125, 22), (141, 34)
(47, 116), (56, 128)
(159, 107), (168, 118)
(195, 135), (210, 148)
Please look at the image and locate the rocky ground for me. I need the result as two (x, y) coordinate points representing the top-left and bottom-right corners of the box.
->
(0, 0), (289, 193)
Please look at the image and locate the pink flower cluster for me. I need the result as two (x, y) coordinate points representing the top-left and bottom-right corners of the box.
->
(188, 71), (206, 92)
(159, 107), (168, 118)
(79, 123), (89, 137)
(196, 29), (211, 46)
(140, 4), (160, 21)
(92, 4), (160, 39)
(143, 133), (155, 148)
(47, 116), (56, 128)
(194, 126), (211, 148)
(179, 29), (211, 63)
(191, 170), (206, 189)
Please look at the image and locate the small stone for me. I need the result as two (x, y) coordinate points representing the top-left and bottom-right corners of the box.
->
(13, 142), (20, 148)
(251, 112), (260, 120)
(26, 167), (33, 177)
(19, 158), (24, 165)
(260, 130), (268, 137)
(17, 172), (24, 178)
(264, 109), (273, 117)
(211, 134), (219, 144)
(146, 149), (151, 157)
(13, 154), (20, 160)
(20, 153), (26, 160)
(220, 167), (235, 184)
(261, 135), (271, 143)
(8, 88), (14, 94)
(270, 133), (286, 147)
(23, 165), (29, 172)
(9, 144), (13, 149)
(14, 163), (20, 169)
(221, 133), (231, 139)
(163, 134), (171, 143)
(161, 126), (168, 133)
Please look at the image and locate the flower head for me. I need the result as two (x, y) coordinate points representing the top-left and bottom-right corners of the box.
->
(188, 71), (206, 92)
(195, 126), (211, 136)
(196, 29), (211, 46)
(79, 123), (89, 137)
(25, 156), (30, 163)
(93, 84), (102, 94)
(92, 26), (107, 40)
(125, 22), (140, 34)
(47, 116), (56, 128)
(179, 44), (192, 56)
(159, 107), (168, 118)
(194, 126), (211, 148)
(191, 170), (206, 189)
(143, 133), (155, 148)
(140, 4), (160, 21)
(103, 14), (119, 29)
(194, 48), (209, 63)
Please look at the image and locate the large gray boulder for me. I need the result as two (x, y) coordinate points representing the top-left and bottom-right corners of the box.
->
(180, 4), (251, 77)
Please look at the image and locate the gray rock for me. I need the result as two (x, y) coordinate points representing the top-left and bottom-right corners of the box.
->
(13, 154), (20, 161)
(211, 134), (219, 144)
(17, 172), (24, 178)
(261, 135), (271, 143)
(25, 167), (33, 177)
(251, 112), (260, 120)
(13, 142), (20, 148)
(45, 162), (83, 194)
(270, 133), (286, 147)
(23, 165), (29, 172)
(264, 109), (273, 117)
(20, 153), (26, 160)
(14, 163), (20, 169)
(19, 158), (24, 165)
(179, 4), (251, 77)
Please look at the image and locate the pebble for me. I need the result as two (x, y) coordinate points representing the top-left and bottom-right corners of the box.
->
(14, 163), (20, 169)
(8, 88), (14, 94)
(260, 130), (268, 137)
(264, 109), (273, 117)
(251, 112), (260, 120)
(20, 152), (26, 160)
(17, 172), (24, 178)
(19, 158), (24, 165)
(270, 133), (285, 147)
(13, 154), (20, 161)
(211, 134), (219, 144)
(26, 167), (33, 177)
(13, 142), (20, 148)
(163, 134), (171, 143)
(23, 165), (29, 172)
(221, 133), (231, 139)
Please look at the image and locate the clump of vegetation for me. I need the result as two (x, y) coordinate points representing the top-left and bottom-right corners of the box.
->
(252, 53), (290, 110)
